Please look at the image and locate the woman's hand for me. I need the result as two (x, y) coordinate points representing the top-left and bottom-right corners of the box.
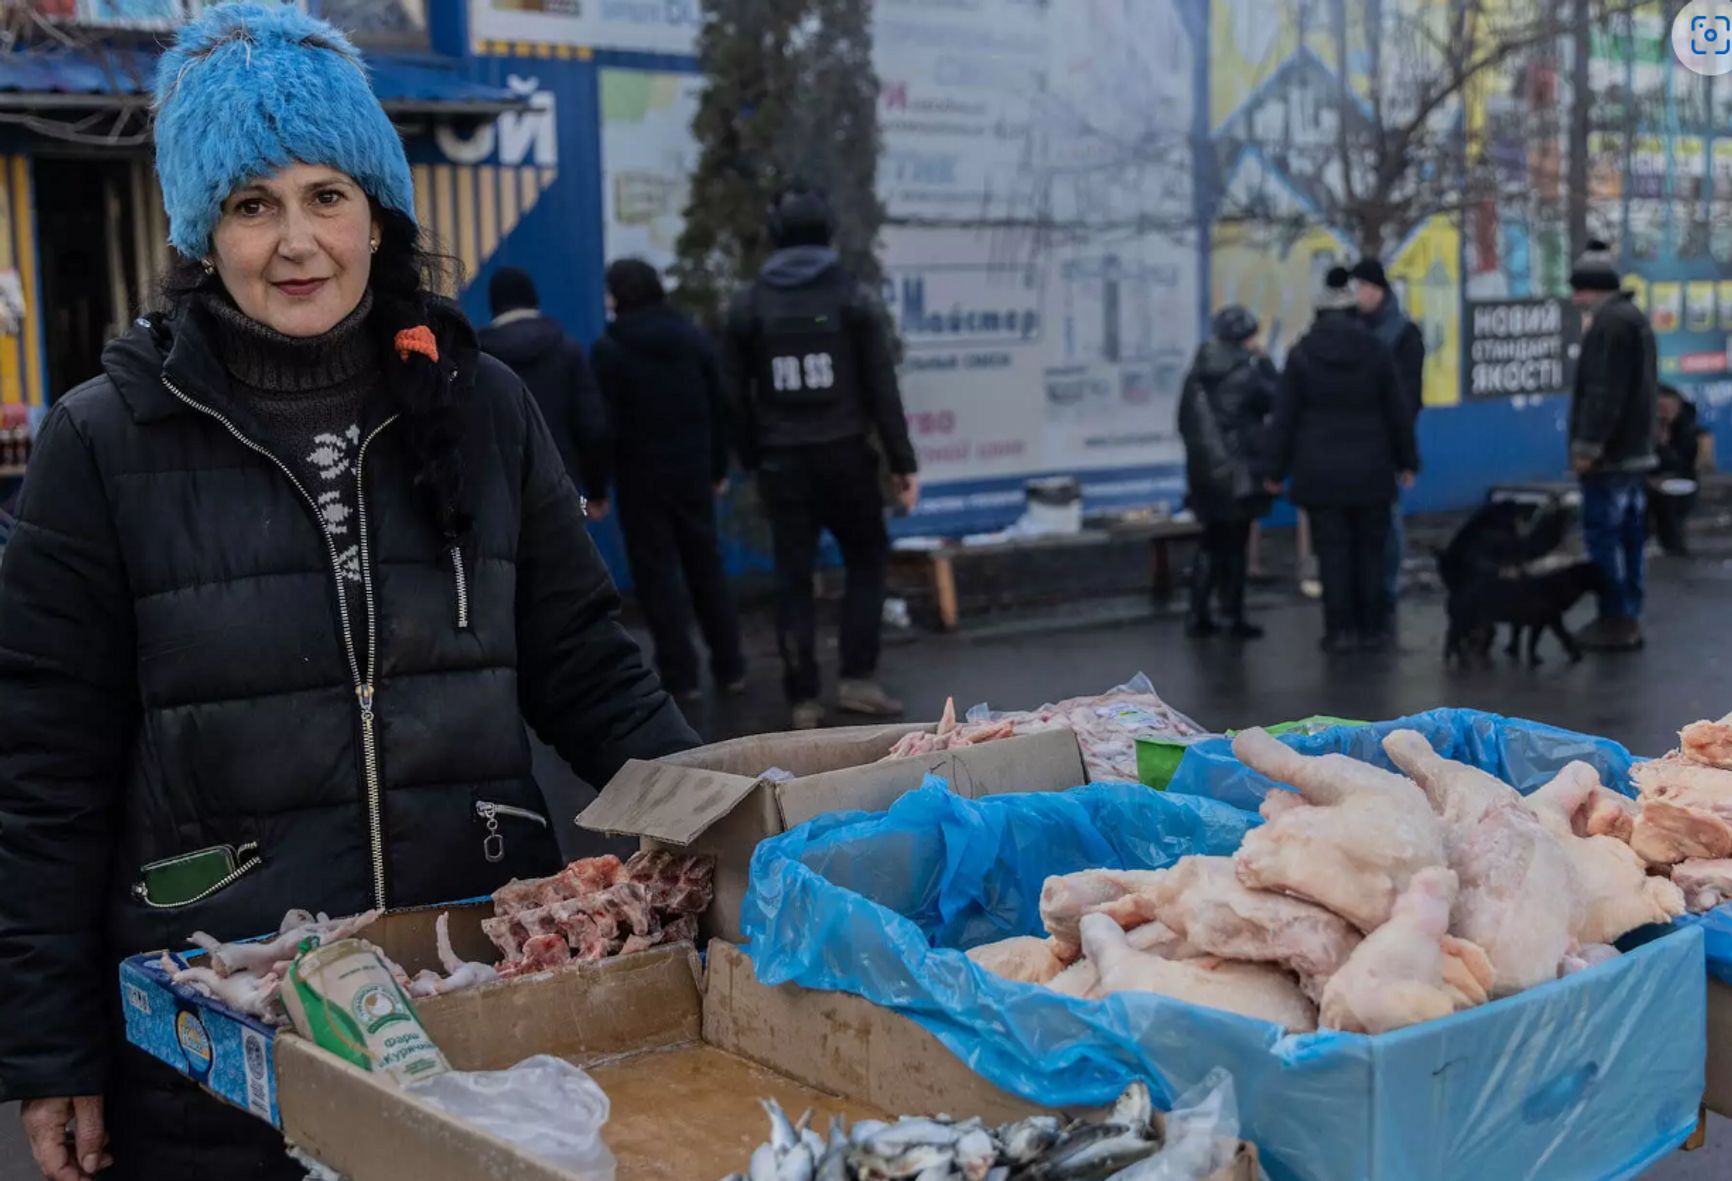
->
(23, 1096), (109, 1180)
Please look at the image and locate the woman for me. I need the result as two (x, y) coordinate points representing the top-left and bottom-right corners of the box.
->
(1265, 269), (1418, 653)
(1177, 304), (1278, 639)
(0, 8), (696, 1180)
(589, 259), (746, 700)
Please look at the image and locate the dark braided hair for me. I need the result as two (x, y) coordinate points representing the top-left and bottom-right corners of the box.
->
(161, 204), (472, 545)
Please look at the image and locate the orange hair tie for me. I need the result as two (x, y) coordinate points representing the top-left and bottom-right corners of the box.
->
(394, 325), (439, 364)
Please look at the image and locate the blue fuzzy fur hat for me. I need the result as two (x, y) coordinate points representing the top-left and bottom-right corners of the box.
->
(153, 3), (416, 258)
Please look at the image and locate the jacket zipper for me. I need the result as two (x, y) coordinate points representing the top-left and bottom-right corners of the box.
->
(475, 800), (549, 864)
(160, 375), (398, 911)
(133, 843), (262, 910)
(451, 546), (470, 630)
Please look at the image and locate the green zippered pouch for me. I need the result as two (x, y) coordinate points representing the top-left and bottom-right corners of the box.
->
(134, 842), (260, 908)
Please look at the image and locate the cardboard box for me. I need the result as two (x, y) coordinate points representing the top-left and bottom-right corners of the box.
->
(119, 905), (498, 1127)
(276, 940), (1258, 1181)
(579, 724), (1090, 942)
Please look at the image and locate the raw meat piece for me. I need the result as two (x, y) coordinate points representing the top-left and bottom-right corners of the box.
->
(1560, 944), (1622, 975)
(1259, 789), (1307, 822)
(480, 914), (524, 962)
(1078, 913), (1317, 1031)
(492, 877), (548, 919)
(1629, 754), (1732, 863)
(494, 854), (630, 918)
(966, 936), (1070, 984)
(1382, 729), (1521, 843)
(1674, 859), (1732, 913)
(1231, 729), (1445, 932)
(657, 913), (699, 946)
(1320, 868), (1476, 1034)
(625, 849), (716, 916)
(1632, 800), (1732, 864)
(1047, 959), (1100, 999)
(886, 698), (960, 760)
(565, 853), (628, 894)
(1039, 868), (1168, 958)
(1682, 713), (1732, 769)
(1529, 763), (1687, 943)
(1089, 856), (1361, 1000)
(519, 933), (571, 971)
(1447, 801), (1580, 997)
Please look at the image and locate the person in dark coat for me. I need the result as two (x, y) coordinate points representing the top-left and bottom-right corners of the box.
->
(590, 259), (746, 699)
(0, 9), (696, 1180)
(1265, 268), (1419, 653)
(721, 185), (919, 730)
(1650, 385), (1705, 556)
(1178, 304), (1277, 639)
(1350, 257), (1426, 605)
(1568, 239), (1659, 650)
(477, 265), (608, 501)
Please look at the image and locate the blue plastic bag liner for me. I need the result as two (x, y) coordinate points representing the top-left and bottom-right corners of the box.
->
(1168, 709), (1732, 986)
(742, 780), (1706, 1181)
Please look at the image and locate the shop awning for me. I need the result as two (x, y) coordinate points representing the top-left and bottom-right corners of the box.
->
(0, 46), (525, 117)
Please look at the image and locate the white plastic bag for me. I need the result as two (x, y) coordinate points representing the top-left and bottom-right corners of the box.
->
(409, 1054), (616, 1179)
(1108, 1069), (1260, 1181)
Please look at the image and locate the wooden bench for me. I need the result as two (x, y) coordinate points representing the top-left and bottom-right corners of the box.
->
(890, 519), (1205, 631)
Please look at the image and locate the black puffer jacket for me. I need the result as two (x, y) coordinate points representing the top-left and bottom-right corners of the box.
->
(1266, 310), (1419, 508)
(0, 302), (694, 1162)
(476, 312), (609, 499)
(1178, 338), (1278, 522)
(590, 303), (730, 491)
(1570, 292), (1659, 474)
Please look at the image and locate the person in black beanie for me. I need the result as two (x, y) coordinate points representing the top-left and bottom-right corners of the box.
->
(1178, 304), (1278, 638)
(1350, 257), (1425, 604)
(591, 258), (746, 700)
(1568, 239), (1658, 650)
(478, 266), (609, 501)
(1265, 267), (1418, 652)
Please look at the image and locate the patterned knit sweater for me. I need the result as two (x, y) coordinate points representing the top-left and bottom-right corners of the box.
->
(205, 291), (379, 640)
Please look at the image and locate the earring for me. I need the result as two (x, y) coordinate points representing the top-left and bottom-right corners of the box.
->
(200, 257), (215, 276)
(370, 239), (380, 254)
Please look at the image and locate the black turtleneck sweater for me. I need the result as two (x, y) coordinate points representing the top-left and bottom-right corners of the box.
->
(204, 291), (380, 637)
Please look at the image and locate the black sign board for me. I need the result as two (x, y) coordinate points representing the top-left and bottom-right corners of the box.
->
(1465, 298), (1578, 399)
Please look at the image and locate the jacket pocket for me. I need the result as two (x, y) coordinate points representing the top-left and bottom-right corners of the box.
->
(132, 842), (262, 909)
(474, 800), (549, 865)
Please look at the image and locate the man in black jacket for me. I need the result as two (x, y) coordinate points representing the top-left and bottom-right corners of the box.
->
(722, 185), (919, 730)
(1178, 305), (1278, 639)
(478, 267), (608, 503)
(1265, 269), (1419, 652)
(1651, 385), (1704, 556)
(1568, 240), (1659, 650)
(592, 259), (746, 700)
(1351, 257), (1425, 605)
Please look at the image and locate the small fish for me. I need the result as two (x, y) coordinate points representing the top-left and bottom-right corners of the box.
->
(777, 1144), (816, 1181)
(1023, 1122), (1159, 1179)
(748, 1141), (781, 1181)
(1109, 1081), (1155, 1139)
(764, 1099), (800, 1154)
(854, 1143), (956, 1179)
(913, 1165), (954, 1181)
(815, 1118), (848, 1181)
(849, 1119), (890, 1146)
(954, 1129), (996, 1181)
(995, 1115), (1063, 1164)
(861, 1119), (971, 1155)
(984, 1170), (1010, 1181)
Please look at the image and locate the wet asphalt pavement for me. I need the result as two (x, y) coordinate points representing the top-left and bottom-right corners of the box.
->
(6, 546), (1732, 1179)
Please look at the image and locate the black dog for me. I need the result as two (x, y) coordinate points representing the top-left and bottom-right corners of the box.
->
(1445, 560), (1609, 666)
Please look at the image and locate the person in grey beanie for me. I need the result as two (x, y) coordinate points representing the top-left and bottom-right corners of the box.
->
(1178, 304), (1278, 638)
(0, 7), (695, 1179)
(1568, 239), (1658, 651)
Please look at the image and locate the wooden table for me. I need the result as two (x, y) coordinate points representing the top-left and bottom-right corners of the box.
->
(891, 520), (1204, 631)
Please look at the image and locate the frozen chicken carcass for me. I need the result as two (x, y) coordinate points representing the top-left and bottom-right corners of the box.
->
(1078, 913), (1317, 1031)
(1231, 728), (1445, 932)
(1321, 868), (1486, 1034)
(1039, 868), (1169, 958)
(1528, 763), (1686, 944)
(1088, 856), (1361, 999)
(1382, 729), (1522, 844)
(1446, 800), (1580, 996)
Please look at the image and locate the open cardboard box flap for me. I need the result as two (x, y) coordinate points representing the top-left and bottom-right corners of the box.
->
(578, 724), (1089, 944)
(276, 940), (1257, 1181)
